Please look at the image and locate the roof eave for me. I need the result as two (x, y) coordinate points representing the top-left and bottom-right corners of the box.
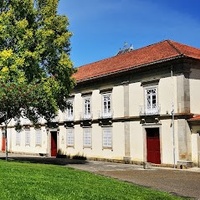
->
(75, 55), (184, 84)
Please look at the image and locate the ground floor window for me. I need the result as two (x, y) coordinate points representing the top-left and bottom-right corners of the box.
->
(25, 129), (30, 146)
(102, 127), (112, 148)
(35, 129), (42, 146)
(83, 128), (92, 148)
(66, 128), (74, 147)
(16, 131), (21, 146)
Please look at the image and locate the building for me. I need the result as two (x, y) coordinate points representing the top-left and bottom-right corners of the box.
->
(1, 39), (200, 167)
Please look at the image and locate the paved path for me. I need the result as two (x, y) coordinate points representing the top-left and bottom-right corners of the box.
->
(68, 161), (200, 199)
(1, 152), (200, 199)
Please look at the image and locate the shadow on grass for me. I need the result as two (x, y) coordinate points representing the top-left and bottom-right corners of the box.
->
(0, 156), (88, 166)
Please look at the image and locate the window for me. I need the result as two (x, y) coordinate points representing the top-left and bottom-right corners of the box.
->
(83, 128), (92, 147)
(145, 87), (159, 114)
(102, 127), (112, 148)
(66, 128), (74, 147)
(102, 93), (112, 118)
(83, 96), (91, 119)
(35, 129), (42, 146)
(25, 129), (30, 146)
(66, 99), (74, 121)
(16, 131), (21, 146)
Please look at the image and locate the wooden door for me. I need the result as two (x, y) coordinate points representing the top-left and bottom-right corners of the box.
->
(146, 128), (161, 164)
(51, 131), (57, 157)
(1, 135), (5, 152)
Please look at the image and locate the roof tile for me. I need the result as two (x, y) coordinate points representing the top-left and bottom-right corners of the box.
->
(188, 115), (200, 121)
(74, 40), (200, 82)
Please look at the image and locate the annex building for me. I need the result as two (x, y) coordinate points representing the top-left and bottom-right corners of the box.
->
(1, 39), (200, 167)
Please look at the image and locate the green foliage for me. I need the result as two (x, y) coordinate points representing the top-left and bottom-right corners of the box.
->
(0, 0), (75, 124)
(72, 153), (87, 160)
(0, 160), (185, 200)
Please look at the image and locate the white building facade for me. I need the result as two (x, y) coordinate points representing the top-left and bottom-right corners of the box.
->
(1, 40), (200, 167)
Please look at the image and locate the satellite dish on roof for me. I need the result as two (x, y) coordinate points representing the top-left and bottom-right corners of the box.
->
(116, 42), (134, 55)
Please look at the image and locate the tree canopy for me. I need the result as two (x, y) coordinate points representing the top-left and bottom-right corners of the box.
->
(0, 0), (75, 125)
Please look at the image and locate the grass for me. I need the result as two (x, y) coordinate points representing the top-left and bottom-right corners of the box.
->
(0, 160), (186, 200)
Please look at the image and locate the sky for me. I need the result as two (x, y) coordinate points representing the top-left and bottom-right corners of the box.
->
(58, 0), (200, 68)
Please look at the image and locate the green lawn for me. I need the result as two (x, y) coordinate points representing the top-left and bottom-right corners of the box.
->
(0, 160), (185, 200)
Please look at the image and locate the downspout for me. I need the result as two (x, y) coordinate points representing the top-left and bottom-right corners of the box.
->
(171, 66), (176, 168)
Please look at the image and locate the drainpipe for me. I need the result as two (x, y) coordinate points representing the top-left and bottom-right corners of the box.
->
(171, 67), (176, 168)
(171, 104), (175, 168)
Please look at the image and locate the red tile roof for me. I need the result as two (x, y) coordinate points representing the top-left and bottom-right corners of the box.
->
(188, 115), (200, 121)
(74, 40), (200, 83)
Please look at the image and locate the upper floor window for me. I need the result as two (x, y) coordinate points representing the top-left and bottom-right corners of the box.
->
(145, 87), (159, 114)
(83, 96), (91, 119)
(66, 99), (74, 121)
(102, 93), (112, 118)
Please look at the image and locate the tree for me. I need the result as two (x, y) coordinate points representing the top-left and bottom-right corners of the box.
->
(0, 0), (75, 159)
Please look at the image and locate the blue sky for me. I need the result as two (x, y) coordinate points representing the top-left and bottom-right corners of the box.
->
(58, 0), (200, 67)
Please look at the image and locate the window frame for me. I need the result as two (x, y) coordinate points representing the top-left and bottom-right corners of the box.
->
(35, 129), (42, 147)
(102, 127), (112, 149)
(16, 131), (21, 146)
(83, 127), (92, 148)
(144, 86), (159, 115)
(66, 99), (74, 121)
(102, 93), (112, 118)
(66, 128), (74, 147)
(83, 96), (92, 119)
(25, 128), (31, 146)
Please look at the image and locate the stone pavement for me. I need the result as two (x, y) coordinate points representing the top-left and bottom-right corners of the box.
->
(1, 152), (200, 199)
(67, 161), (200, 199)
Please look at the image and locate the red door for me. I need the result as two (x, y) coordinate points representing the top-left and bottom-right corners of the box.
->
(1, 135), (5, 152)
(146, 128), (161, 164)
(51, 131), (57, 156)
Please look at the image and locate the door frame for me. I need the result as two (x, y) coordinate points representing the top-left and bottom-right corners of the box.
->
(47, 128), (59, 157)
(1, 131), (6, 152)
(50, 131), (58, 157)
(143, 126), (162, 164)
